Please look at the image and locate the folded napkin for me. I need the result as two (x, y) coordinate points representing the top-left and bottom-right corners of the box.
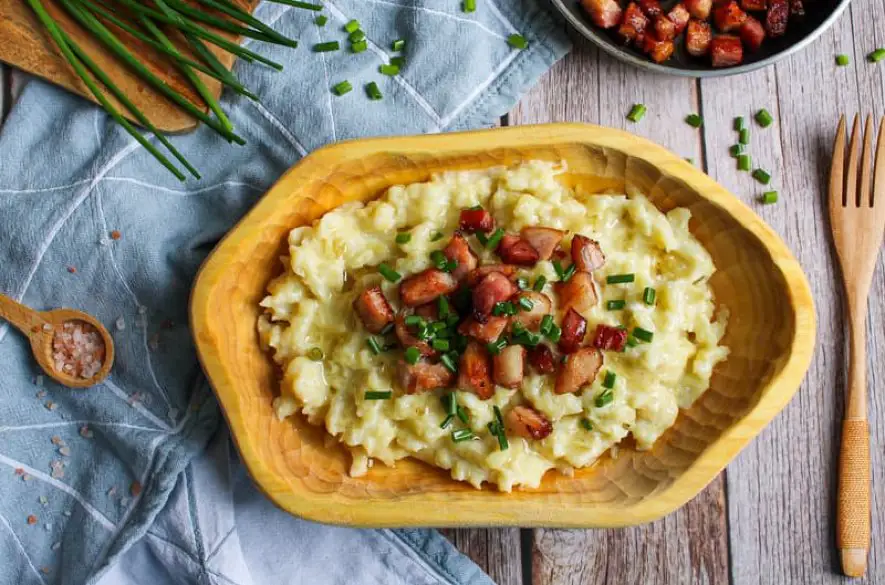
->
(0, 2), (568, 584)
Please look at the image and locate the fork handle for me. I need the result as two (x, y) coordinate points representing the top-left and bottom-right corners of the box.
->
(837, 418), (870, 577)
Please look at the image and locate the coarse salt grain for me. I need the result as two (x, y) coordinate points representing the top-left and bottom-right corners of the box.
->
(44, 523), (52, 531)
(137, 305), (147, 315)
(99, 237), (111, 246)
(115, 317), (126, 331)
(39, 496), (48, 506)
(59, 446), (71, 457)
(79, 425), (94, 439)
(107, 486), (117, 497)
(52, 320), (105, 380)
(51, 542), (61, 551)
(63, 511), (72, 517)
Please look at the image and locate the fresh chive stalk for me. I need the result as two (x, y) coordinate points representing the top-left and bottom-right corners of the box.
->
(606, 299), (626, 310)
(643, 287), (656, 305)
(380, 64), (400, 76)
(314, 41), (340, 52)
(752, 168), (771, 184)
(392, 39), (406, 51)
(464, 0), (477, 12)
(685, 114), (703, 128)
(627, 104), (646, 122)
(508, 34), (528, 49)
(606, 273), (635, 284)
(365, 390), (392, 400)
(760, 190), (779, 204)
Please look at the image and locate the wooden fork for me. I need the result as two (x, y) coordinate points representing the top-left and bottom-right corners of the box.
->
(829, 114), (885, 577)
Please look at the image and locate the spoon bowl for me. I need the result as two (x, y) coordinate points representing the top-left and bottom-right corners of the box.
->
(0, 294), (114, 388)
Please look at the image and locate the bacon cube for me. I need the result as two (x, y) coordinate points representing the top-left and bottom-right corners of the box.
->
(790, 0), (804, 17)
(741, 0), (767, 10)
(685, 0), (712, 19)
(713, 1), (747, 32)
(459, 208), (494, 233)
(555, 347), (603, 395)
(710, 35), (744, 67)
(458, 341), (494, 399)
(740, 15), (766, 51)
(492, 345), (526, 389)
(592, 324), (628, 352)
(642, 35), (676, 63)
(497, 234), (540, 266)
(505, 405), (553, 440)
(686, 20), (713, 56)
(400, 269), (458, 306)
(637, 0), (663, 17)
(571, 235), (605, 272)
(353, 286), (394, 333)
(442, 232), (477, 282)
(520, 227), (564, 261)
(618, 2), (649, 43)
(397, 360), (454, 394)
(527, 344), (557, 374)
(580, 0), (624, 28)
(653, 15), (677, 41)
(667, 3), (691, 35)
(472, 271), (518, 321)
(558, 308), (588, 354)
(765, 0), (788, 36)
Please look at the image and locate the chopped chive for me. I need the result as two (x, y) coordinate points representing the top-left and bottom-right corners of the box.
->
(365, 390), (392, 400)
(632, 327), (654, 342)
(348, 29), (366, 43)
(380, 322), (395, 336)
(487, 338), (508, 355)
(332, 80), (353, 96)
(378, 262), (401, 282)
(493, 405), (505, 428)
(282, 1), (323, 10)
(737, 154), (751, 172)
(395, 232), (411, 244)
(546, 324), (561, 343)
(351, 40), (368, 53)
(595, 388), (614, 408)
(561, 264), (576, 282)
(685, 114), (703, 128)
(760, 190), (779, 204)
(561, 355), (569, 364)
(606, 273), (635, 284)
(539, 314), (554, 335)
(307, 347), (324, 361)
(755, 109), (773, 128)
(440, 353), (458, 373)
(366, 337), (383, 355)
(379, 64), (400, 76)
(404, 346), (421, 364)
(344, 19), (360, 33)
(416, 323), (432, 340)
(552, 260), (564, 280)
(730, 144), (744, 157)
(440, 414), (454, 429)
(836, 54), (850, 66)
(533, 275), (547, 292)
(580, 418), (593, 431)
(507, 34), (528, 49)
(518, 297), (535, 311)
(606, 299), (626, 310)
(463, 0), (476, 12)
(314, 41), (340, 52)
(456, 405), (469, 424)
(431, 231), (444, 242)
(492, 301), (515, 316)
(314, 15), (327, 26)
(475, 232), (489, 246)
(392, 39), (406, 51)
(516, 277), (529, 290)
(733, 116), (746, 131)
(467, 204), (483, 211)
(432, 320), (447, 331)
(446, 313), (460, 327)
(484, 228), (505, 250)
(868, 48), (885, 62)
(752, 168), (771, 185)
(390, 56), (405, 67)
(404, 315), (424, 327)
(445, 259), (458, 272)
(602, 370), (616, 389)
(443, 392), (457, 415)
(739, 128), (750, 145)
(430, 250), (448, 269)
(685, 157), (695, 165)
(452, 429), (475, 442)
(438, 296), (451, 319)
(625, 336), (638, 348)
(495, 429), (508, 450)
(432, 339), (450, 351)
(627, 104), (646, 123)
(643, 287), (656, 305)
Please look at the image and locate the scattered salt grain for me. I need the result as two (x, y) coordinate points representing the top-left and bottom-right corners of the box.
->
(44, 523), (52, 531)
(52, 320), (106, 380)
(27, 515), (37, 525)
(107, 486), (117, 497)
(63, 511), (72, 518)
(79, 425), (94, 439)
(59, 446), (71, 457)
(119, 497), (131, 507)
(51, 542), (61, 551)
(49, 461), (65, 480)
(130, 481), (142, 497)
(137, 305), (147, 315)
(115, 317), (126, 331)
(99, 237), (112, 246)
(38, 496), (48, 506)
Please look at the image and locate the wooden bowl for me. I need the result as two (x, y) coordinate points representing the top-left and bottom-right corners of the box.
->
(190, 123), (815, 528)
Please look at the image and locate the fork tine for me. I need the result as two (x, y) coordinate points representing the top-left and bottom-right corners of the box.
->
(831, 115), (847, 208)
(846, 115), (861, 208)
(875, 118), (885, 208)
(859, 116), (874, 207)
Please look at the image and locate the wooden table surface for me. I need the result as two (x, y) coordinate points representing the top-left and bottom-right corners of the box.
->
(2, 0), (884, 580)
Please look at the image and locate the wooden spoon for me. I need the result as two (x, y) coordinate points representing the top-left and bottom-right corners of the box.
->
(0, 293), (114, 388)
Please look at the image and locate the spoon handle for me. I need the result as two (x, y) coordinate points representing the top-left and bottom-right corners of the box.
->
(0, 293), (47, 337)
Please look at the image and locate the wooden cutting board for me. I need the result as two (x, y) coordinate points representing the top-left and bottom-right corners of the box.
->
(0, 0), (255, 132)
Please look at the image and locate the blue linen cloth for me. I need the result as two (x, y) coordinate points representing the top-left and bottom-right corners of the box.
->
(0, 2), (569, 583)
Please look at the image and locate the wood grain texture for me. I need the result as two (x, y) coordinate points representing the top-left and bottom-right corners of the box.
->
(0, 0), (253, 131)
(439, 529), (523, 585)
(510, 35), (731, 585)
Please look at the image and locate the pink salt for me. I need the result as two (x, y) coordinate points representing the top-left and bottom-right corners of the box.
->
(51, 320), (105, 380)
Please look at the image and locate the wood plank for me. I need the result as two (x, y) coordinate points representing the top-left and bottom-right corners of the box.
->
(698, 0), (885, 580)
(510, 34), (730, 585)
(439, 528), (524, 585)
(0, 64), (9, 123)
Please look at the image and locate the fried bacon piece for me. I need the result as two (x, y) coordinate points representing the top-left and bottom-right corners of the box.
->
(765, 0), (788, 36)
(685, 0), (712, 19)
(592, 324), (628, 352)
(710, 35), (744, 67)
(395, 313), (436, 357)
(667, 3), (691, 35)
(686, 20), (713, 56)
(459, 208), (494, 233)
(642, 35), (676, 63)
(497, 234), (540, 266)
(555, 272), (599, 316)
(353, 286), (394, 333)
(472, 271), (518, 321)
(558, 308), (588, 354)
(458, 341), (494, 399)
(506, 405), (553, 440)
(397, 360), (454, 394)
(571, 235), (605, 272)
(580, 0), (624, 28)
(511, 291), (552, 330)
(520, 227), (565, 261)
(458, 315), (510, 344)
(399, 269), (458, 307)
(618, 2), (649, 43)
(465, 264), (517, 287)
(493, 345), (526, 389)
(637, 0), (663, 17)
(741, 0), (766, 11)
(527, 344), (557, 374)
(713, 0), (747, 31)
(789, 0), (804, 17)
(740, 16), (766, 51)
(653, 15), (677, 41)
(442, 233), (478, 281)
(555, 347), (604, 395)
